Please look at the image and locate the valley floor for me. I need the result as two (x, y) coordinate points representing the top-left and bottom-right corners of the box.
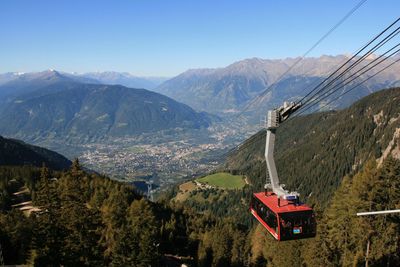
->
(31, 121), (259, 193)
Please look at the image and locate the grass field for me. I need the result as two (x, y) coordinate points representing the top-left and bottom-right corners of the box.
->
(197, 172), (245, 189)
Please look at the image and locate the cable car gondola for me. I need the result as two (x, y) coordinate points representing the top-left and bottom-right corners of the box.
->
(250, 192), (316, 241)
(250, 102), (316, 241)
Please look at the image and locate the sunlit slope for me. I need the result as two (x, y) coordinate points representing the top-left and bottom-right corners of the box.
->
(197, 172), (245, 189)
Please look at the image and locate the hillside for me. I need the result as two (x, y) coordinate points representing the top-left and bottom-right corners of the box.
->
(0, 73), (212, 142)
(223, 87), (400, 205)
(156, 55), (400, 118)
(0, 135), (71, 170)
(0, 158), (249, 266)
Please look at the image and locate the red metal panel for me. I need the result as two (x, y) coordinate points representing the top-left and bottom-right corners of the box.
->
(253, 192), (312, 214)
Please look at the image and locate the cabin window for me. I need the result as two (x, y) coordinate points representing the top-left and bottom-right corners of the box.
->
(280, 211), (316, 237)
(252, 196), (278, 231)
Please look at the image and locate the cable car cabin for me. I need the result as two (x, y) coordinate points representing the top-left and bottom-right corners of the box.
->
(250, 192), (316, 241)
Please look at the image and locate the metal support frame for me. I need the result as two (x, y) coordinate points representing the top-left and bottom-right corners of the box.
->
(265, 128), (287, 197)
(265, 102), (301, 199)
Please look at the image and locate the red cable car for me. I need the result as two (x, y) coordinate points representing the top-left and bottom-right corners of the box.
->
(250, 192), (316, 241)
(250, 102), (317, 241)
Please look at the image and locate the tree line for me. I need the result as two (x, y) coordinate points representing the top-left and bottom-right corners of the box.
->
(1, 156), (399, 266)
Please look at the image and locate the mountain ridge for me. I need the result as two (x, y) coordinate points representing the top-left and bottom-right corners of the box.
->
(78, 71), (168, 89)
(0, 70), (168, 92)
(0, 73), (213, 142)
(155, 55), (400, 117)
(0, 135), (71, 170)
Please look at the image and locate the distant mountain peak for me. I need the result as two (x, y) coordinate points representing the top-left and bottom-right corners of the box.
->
(39, 69), (64, 79)
(156, 54), (400, 116)
(366, 54), (378, 60)
(13, 69), (66, 80)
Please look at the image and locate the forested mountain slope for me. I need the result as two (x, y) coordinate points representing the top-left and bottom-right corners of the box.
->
(0, 135), (71, 170)
(0, 158), (250, 266)
(303, 158), (400, 266)
(224, 87), (400, 206)
(0, 72), (212, 142)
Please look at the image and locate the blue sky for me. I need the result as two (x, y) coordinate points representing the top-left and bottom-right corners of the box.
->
(0, 0), (399, 76)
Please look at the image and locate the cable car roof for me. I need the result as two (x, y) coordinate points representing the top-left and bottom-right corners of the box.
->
(253, 192), (313, 214)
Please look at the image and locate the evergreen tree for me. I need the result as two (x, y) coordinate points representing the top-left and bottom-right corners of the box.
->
(58, 172), (104, 266)
(71, 158), (83, 178)
(100, 186), (130, 261)
(0, 210), (32, 265)
(32, 164), (64, 266)
(112, 198), (160, 266)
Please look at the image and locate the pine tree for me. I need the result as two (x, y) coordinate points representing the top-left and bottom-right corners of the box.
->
(112, 198), (160, 266)
(0, 210), (32, 265)
(58, 172), (104, 266)
(71, 158), (83, 178)
(100, 186), (130, 260)
(32, 164), (64, 266)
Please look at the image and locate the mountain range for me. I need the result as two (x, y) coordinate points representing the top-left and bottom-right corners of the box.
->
(0, 70), (212, 142)
(4, 54), (400, 121)
(155, 55), (400, 118)
(78, 71), (168, 90)
(0, 71), (167, 90)
(2, 54), (400, 145)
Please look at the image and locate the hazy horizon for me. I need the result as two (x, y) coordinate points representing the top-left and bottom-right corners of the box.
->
(0, 52), (394, 77)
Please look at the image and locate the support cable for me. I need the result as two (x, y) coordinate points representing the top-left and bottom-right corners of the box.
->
(241, 0), (369, 113)
(296, 26), (400, 114)
(297, 17), (400, 107)
(312, 57), (400, 114)
(293, 43), (400, 117)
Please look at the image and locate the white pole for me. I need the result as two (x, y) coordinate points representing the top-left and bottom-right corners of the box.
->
(356, 209), (400, 216)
